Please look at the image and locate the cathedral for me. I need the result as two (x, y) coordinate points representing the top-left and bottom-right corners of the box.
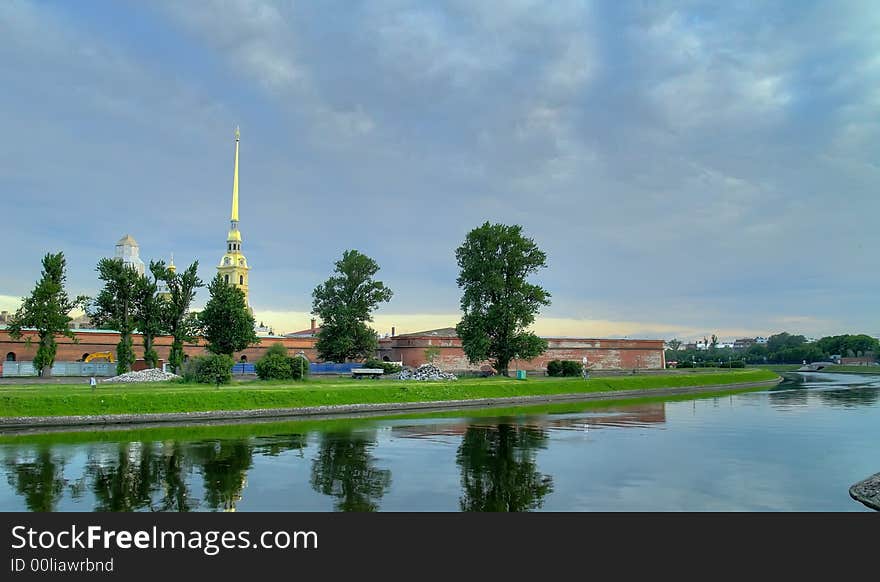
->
(217, 126), (251, 308)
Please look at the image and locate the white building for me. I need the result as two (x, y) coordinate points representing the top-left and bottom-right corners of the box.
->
(115, 234), (145, 276)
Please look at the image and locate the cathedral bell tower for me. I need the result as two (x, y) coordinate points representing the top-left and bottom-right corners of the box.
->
(217, 126), (250, 306)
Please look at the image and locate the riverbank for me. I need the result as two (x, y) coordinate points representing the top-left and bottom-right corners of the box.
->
(0, 370), (780, 428)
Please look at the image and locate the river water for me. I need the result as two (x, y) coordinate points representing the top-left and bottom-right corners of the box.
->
(1, 372), (878, 511)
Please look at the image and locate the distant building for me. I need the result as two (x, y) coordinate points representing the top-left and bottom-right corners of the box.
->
(755, 337), (768, 344)
(115, 234), (145, 276)
(0, 311), (10, 325)
(285, 319), (322, 338)
(840, 356), (878, 366)
(70, 314), (96, 330)
(734, 338), (757, 350)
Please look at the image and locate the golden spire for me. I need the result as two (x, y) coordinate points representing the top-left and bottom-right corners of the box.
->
(168, 252), (176, 274)
(231, 125), (240, 223)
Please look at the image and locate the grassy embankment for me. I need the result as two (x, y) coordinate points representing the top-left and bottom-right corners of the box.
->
(0, 369), (779, 418)
(0, 386), (769, 446)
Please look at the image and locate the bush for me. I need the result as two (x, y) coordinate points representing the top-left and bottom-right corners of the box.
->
(365, 358), (401, 375)
(547, 360), (563, 377)
(255, 343), (309, 381)
(183, 354), (234, 385)
(561, 360), (583, 377)
(255, 352), (294, 380)
(675, 360), (694, 368)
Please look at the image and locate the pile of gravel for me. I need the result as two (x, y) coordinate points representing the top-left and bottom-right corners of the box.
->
(103, 369), (181, 383)
(399, 363), (457, 381)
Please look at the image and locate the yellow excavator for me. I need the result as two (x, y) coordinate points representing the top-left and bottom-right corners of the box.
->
(84, 351), (115, 363)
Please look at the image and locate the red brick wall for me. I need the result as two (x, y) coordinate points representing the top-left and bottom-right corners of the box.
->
(0, 330), (318, 365)
(2, 329), (663, 372)
(378, 336), (665, 372)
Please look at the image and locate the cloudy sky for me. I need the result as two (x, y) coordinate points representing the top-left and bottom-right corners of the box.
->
(1, 0), (878, 341)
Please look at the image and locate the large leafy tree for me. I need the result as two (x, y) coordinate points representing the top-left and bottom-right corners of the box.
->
(311, 250), (393, 363)
(199, 274), (258, 357)
(133, 260), (168, 369)
(89, 258), (141, 375)
(455, 222), (551, 376)
(7, 252), (88, 377)
(160, 261), (203, 373)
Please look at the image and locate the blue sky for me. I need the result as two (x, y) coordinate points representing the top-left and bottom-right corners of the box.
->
(1, 0), (878, 340)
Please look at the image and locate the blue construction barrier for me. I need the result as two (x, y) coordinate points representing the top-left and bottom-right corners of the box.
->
(232, 363), (256, 374)
(230, 362), (361, 375)
(308, 362), (361, 375)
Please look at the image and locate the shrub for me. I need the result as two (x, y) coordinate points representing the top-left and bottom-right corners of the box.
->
(183, 354), (234, 385)
(255, 343), (310, 381)
(546, 360), (563, 377)
(365, 358), (401, 375)
(255, 352), (294, 380)
(561, 360), (583, 377)
(676, 360), (694, 368)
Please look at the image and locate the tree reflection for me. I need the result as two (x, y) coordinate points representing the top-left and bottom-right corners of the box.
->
(87, 442), (161, 511)
(817, 387), (880, 407)
(194, 439), (253, 512)
(456, 423), (553, 512)
(3, 446), (68, 511)
(310, 431), (390, 512)
(154, 442), (196, 512)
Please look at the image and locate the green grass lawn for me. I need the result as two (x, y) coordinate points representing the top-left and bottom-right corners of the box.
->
(0, 370), (779, 418)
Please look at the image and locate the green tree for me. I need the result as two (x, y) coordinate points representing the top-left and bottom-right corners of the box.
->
(89, 258), (141, 375)
(160, 261), (203, 373)
(767, 332), (806, 354)
(134, 261), (168, 369)
(7, 252), (87, 377)
(710, 334), (718, 350)
(311, 250), (393, 363)
(455, 222), (551, 376)
(199, 274), (258, 357)
(667, 338), (682, 352)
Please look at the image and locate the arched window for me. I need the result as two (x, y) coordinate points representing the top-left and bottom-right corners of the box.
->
(383, 356), (390, 362)
(224, 275), (229, 284)
(183, 354), (190, 363)
(82, 353), (90, 362)
(5, 352), (15, 362)
(240, 355), (248, 362)
(239, 275), (243, 285)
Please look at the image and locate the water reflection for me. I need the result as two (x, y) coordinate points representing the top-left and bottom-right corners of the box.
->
(3, 446), (69, 511)
(769, 373), (880, 409)
(309, 431), (391, 512)
(456, 424), (553, 512)
(1, 374), (878, 512)
(195, 440), (253, 512)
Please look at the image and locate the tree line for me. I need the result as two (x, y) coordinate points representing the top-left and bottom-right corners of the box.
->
(666, 331), (879, 366)
(7, 221), (552, 378)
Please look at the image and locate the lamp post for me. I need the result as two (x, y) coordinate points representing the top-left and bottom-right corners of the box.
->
(297, 350), (305, 381)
